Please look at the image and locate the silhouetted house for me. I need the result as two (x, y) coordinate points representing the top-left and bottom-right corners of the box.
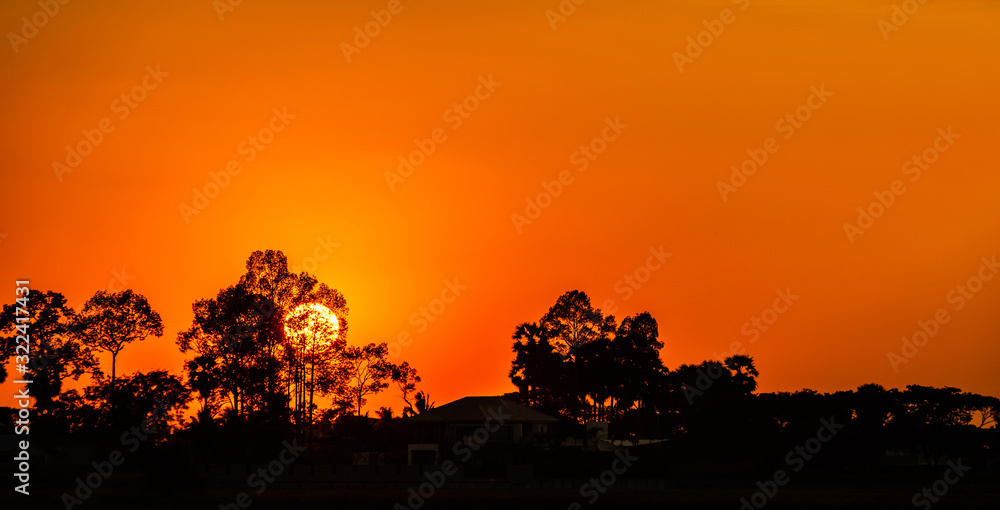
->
(403, 396), (559, 465)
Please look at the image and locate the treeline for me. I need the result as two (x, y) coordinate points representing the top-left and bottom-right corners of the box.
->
(0, 250), (428, 456)
(2, 263), (998, 470)
(505, 290), (1000, 466)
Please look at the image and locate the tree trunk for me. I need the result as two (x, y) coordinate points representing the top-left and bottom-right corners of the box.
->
(308, 360), (315, 441)
(110, 352), (117, 413)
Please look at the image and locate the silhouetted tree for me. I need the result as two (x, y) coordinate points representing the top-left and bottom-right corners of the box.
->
(610, 312), (666, 416)
(285, 302), (344, 438)
(290, 281), (350, 434)
(391, 362), (420, 417)
(510, 321), (577, 417)
(179, 251), (352, 434)
(185, 355), (222, 426)
(852, 383), (900, 430)
(178, 284), (277, 422)
(0, 291), (99, 417)
(0, 327), (10, 383)
(377, 406), (393, 421)
(540, 290), (615, 360)
(84, 370), (191, 443)
(238, 251), (350, 424)
(239, 249), (309, 313)
(510, 291), (618, 423)
(902, 385), (973, 428)
(724, 354), (759, 396)
(343, 342), (393, 417)
(964, 392), (1000, 429)
(414, 391), (435, 414)
(78, 289), (163, 412)
(899, 385), (975, 465)
(237, 250), (316, 414)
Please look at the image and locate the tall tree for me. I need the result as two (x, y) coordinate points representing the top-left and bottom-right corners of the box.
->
(177, 284), (278, 421)
(724, 354), (759, 396)
(284, 302), (344, 438)
(185, 355), (222, 425)
(342, 342), (393, 417)
(239, 249), (303, 309)
(179, 250), (352, 433)
(614, 313), (665, 403)
(509, 321), (576, 418)
(391, 361), (420, 417)
(538, 291), (616, 422)
(540, 290), (615, 360)
(289, 282), (351, 432)
(78, 289), (163, 410)
(238, 250), (350, 419)
(297, 282), (349, 338)
(0, 291), (99, 415)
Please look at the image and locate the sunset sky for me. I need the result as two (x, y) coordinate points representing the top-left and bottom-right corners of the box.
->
(2, 0), (999, 412)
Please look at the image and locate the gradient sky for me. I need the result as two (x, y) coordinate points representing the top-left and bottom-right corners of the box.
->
(2, 0), (999, 413)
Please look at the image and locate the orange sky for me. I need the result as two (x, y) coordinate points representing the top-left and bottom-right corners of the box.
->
(2, 0), (999, 413)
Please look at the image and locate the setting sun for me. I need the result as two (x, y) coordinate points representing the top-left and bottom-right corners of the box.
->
(284, 302), (341, 357)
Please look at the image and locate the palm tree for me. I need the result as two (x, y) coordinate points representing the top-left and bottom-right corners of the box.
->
(724, 355), (759, 395)
(414, 391), (435, 414)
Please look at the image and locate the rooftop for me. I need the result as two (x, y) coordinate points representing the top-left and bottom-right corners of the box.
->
(405, 396), (560, 424)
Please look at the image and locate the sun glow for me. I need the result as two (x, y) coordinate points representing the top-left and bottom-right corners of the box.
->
(284, 302), (340, 356)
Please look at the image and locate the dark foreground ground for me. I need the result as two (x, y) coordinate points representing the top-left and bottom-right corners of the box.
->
(5, 472), (999, 510)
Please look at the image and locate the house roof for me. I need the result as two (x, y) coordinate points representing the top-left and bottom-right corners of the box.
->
(405, 396), (559, 423)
